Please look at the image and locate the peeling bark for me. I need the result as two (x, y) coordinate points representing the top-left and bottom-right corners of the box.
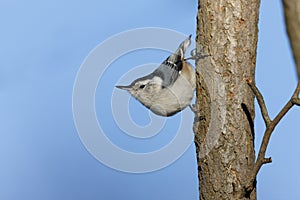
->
(194, 0), (260, 199)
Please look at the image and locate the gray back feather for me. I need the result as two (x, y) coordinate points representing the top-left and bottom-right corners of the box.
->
(130, 35), (191, 88)
(153, 35), (191, 87)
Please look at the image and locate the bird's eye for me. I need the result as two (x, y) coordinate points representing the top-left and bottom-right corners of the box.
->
(139, 84), (145, 89)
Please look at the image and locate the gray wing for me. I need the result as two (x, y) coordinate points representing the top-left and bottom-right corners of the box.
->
(134, 35), (191, 88)
(152, 55), (182, 87)
(152, 35), (191, 87)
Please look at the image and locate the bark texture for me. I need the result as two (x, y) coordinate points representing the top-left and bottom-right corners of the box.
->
(194, 0), (260, 199)
(283, 0), (300, 79)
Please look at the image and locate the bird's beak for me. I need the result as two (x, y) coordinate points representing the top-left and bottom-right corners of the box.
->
(115, 85), (131, 91)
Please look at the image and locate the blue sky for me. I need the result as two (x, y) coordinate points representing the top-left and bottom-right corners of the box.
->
(1, 0), (299, 200)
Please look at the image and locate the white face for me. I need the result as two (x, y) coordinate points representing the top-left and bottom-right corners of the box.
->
(127, 76), (163, 106)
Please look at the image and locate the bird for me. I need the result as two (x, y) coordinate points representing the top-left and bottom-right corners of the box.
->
(116, 35), (195, 116)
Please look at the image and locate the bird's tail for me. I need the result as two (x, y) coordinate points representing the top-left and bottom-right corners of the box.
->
(169, 35), (191, 62)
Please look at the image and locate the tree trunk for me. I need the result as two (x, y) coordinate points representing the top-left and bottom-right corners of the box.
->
(194, 0), (260, 199)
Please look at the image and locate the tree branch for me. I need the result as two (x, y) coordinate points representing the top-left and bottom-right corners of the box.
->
(292, 98), (300, 106)
(247, 79), (271, 126)
(245, 80), (300, 193)
(282, 0), (300, 79)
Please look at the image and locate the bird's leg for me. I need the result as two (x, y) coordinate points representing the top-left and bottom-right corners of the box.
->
(189, 104), (205, 121)
(189, 104), (198, 113)
(184, 48), (210, 61)
(189, 104), (203, 148)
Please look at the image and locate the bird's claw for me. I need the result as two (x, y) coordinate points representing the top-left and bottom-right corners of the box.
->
(184, 48), (210, 61)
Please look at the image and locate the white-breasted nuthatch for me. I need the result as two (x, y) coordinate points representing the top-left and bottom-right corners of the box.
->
(116, 35), (195, 116)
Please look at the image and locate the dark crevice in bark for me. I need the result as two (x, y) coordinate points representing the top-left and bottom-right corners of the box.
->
(241, 103), (255, 143)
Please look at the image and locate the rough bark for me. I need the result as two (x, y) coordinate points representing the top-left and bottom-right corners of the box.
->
(282, 0), (300, 79)
(194, 0), (260, 199)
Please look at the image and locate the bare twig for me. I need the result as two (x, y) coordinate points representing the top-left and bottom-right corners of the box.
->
(291, 81), (300, 105)
(247, 79), (271, 126)
(292, 98), (300, 105)
(245, 80), (300, 193)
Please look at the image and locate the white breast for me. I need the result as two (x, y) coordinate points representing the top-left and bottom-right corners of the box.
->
(150, 63), (195, 116)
